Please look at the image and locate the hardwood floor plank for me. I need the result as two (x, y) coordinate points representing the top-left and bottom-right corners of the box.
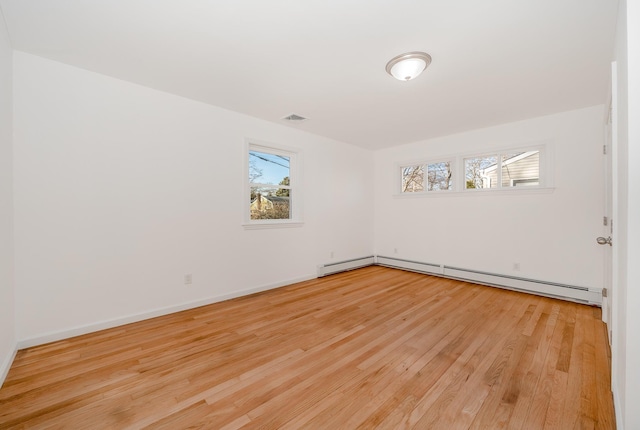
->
(408, 292), (524, 430)
(561, 303), (587, 429)
(525, 304), (565, 429)
(372, 292), (505, 429)
(0, 266), (616, 429)
(504, 308), (553, 429)
(466, 299), (541, 429)
(594, 319), (616, 429)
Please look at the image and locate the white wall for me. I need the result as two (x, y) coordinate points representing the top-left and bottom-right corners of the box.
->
(623, 0), (640, 421)
(12, 52), (373, 344)
(373, 105), (605, 288)
(612, 1), (640, 428)
(624, 0), (640, 425)
(4, 24), (631, 425)
(0, 7), (16, 386)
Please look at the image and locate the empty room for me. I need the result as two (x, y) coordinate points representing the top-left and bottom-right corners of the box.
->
(0, 1), (638, 429)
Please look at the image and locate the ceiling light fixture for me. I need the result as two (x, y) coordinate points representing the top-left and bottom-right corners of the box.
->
(385, 52), (432, 81)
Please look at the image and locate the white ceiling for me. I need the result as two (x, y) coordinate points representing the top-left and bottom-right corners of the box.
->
(0, 0), (619, 150)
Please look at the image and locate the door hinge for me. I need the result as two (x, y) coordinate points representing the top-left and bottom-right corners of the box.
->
(602, 288), (608, 298)
(603, 216), (608, 226)
(603, 144), (607, 155)
(609, 104), (613, 124)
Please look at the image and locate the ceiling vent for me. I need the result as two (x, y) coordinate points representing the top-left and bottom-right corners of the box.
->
(282, 113), (308, 122)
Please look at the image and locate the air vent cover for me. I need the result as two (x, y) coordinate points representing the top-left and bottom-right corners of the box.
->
(282, 113), (308, 122)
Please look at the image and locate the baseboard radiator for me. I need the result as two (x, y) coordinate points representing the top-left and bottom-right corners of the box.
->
(317, 256), (375, 277)
(318, 255), (602, 306)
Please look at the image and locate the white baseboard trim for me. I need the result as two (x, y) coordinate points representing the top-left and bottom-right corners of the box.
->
(13, 254), (604, 349)
(321, 255), (602, 306)
(0, 342), (18, 388)
(17, 274), (316, 349)
(375, 256), (602, 306)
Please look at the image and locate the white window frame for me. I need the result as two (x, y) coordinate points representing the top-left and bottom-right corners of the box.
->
(462, 153), (500, 191)
(462, 145), (547, 192)
(395, 143), (553, 197)
(398, 158), (456, 194)
(243, 140), (303, 229)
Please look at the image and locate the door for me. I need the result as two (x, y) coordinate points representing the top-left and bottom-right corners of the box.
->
(600, 100), (613, 341)
(598, 61), (618, 343)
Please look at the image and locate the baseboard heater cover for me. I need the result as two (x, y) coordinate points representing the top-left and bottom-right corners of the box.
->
(317, 256), (375, 277)
(376, 256), (444, 276)
(443, 266), (601, 305)
(321, 255), (602, 306)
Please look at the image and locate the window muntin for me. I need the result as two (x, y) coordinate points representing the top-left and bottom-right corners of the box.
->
(401, 160), (453, 193)
(247, 143), (298, 224)
(398, 146), (545, 196)
(464, 150), (540, 191)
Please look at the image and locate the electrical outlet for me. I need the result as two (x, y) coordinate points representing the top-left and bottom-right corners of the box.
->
(394, 248), (398, 254)
(513, 263), (520, 271)
(184, 274), (192, 285)
(330, 251), (334, 258)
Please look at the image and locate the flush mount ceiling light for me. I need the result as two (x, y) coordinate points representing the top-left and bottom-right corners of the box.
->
(385, 51), (432, 81)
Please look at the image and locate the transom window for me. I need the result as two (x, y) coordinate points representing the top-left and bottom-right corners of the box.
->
(464, 150), (540, 190)
(399, 146), (545, 195)
(401, 160), (453, 193)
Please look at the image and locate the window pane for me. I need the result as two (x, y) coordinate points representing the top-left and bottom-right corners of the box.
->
(465, 156), (498, 189)
(401, 165), (424, 192)
(249, 150), (290, 186)
(427, 161), (453, 191)
(250, 187), (291, 220)
(501, 151), (540, 187)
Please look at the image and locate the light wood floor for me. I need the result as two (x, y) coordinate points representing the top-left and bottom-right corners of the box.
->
(0, 266), (615, 429)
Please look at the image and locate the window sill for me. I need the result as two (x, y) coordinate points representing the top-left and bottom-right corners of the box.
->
(242, 221), (304, 230)
(394, 187), (556, 198)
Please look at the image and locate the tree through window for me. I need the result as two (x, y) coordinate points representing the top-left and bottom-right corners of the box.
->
(401, 161), (453, 193)
(398, 146), (543, 195)
(248, 145), (297, 222)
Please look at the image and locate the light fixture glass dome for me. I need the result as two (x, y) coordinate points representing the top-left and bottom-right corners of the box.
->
(385, 52), (432, 81)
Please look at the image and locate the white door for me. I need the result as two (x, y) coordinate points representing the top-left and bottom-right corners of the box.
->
(599, 61), (618, 343)
(600, 100), (613, 340)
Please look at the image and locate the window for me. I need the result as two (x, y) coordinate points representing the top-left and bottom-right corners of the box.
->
(401, 160), (453, 193)
(464, 150), (540, 190)
(426, 161), (453, 191)
(246, 142), (300, 227)
(501, 151), (540, 187)
(464, 155), (498, 189)
(397, 145), (547, 196)
(401, 165), (424, 192)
